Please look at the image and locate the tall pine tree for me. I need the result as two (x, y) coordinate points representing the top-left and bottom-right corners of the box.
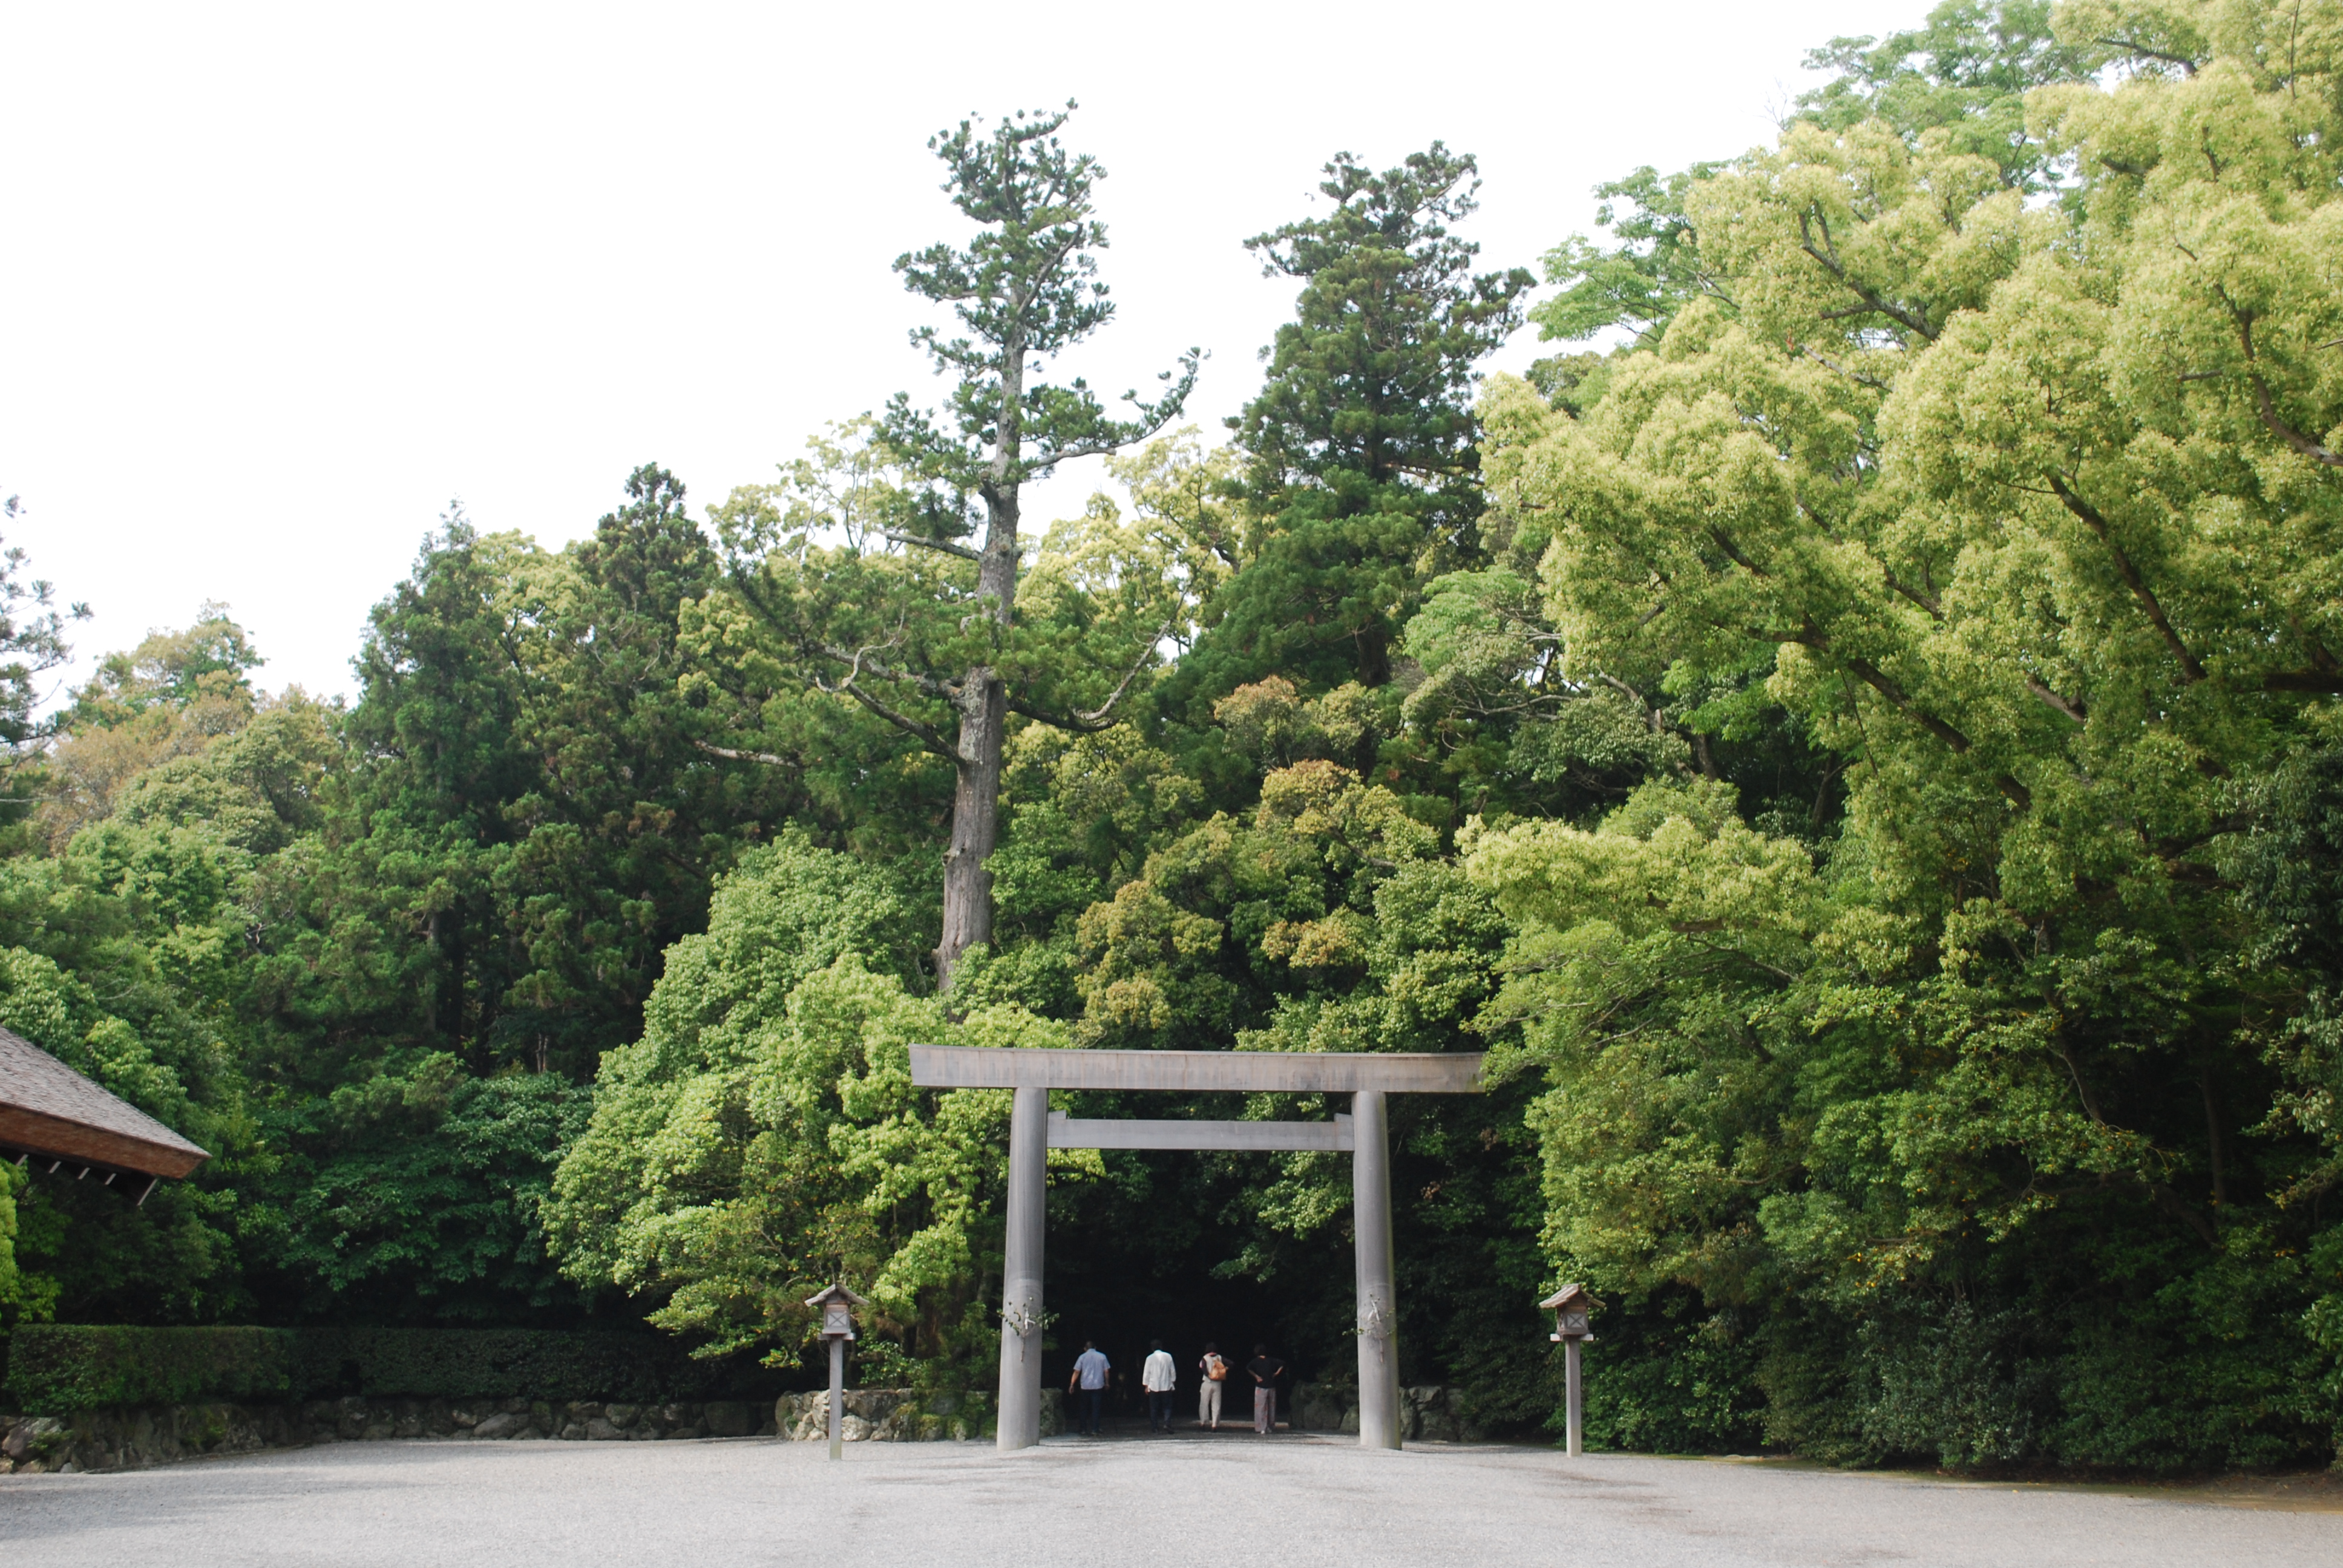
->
(1172, 146), (1531, 708)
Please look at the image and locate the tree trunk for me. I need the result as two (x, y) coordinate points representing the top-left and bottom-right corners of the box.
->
(938, 670), (1006, 987)
(936, 413), (1023, 991)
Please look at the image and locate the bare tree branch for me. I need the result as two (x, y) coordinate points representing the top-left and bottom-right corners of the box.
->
(2044, 474), (2206, 682)
(1882, 569), (1943, 620)
(2214, 296), (2343, 469)
(1708, 527), (1770, 578)
(2249, 373), (2343, 468)
(814, 666), (957, 759)
(1800, 345), (1893, 391)
(2025, 675), (2088, 725)
(884, 531), (985, 563)
(1837, 653), (1981, 757)
(2094, 36), (2203, 73)
(811, 640), (958, 702)
(1798, 207), (1938, 341)
(1071, 619), (1172, 726)
(1006, 619), (1172, 733)
(694, 739), (795, 768)
(2265, 638), (2343, 694)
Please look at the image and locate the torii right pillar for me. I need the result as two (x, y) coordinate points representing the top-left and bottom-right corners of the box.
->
(1352, 1088), (1401, 1449)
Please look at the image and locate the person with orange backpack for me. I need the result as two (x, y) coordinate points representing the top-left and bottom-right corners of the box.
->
(1197, 1342), (1229, 1429)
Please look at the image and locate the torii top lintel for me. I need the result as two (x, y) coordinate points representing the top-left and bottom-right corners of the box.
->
(907, 1045), (1483, 1094)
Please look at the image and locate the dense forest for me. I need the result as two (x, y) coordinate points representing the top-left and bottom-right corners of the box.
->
(3, 0), (2340, 1471)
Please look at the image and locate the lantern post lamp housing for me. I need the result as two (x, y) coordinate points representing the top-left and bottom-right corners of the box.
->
(1540, 1283), (1599, 1457)
(804, 1283), (869, 1460)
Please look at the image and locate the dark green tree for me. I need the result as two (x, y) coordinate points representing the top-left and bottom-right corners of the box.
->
(1175, 145), (1530, 705)
(496, 465), (793, 1070)
(321, 511), (545, 1069)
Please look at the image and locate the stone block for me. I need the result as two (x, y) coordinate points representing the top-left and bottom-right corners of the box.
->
(1291, 1383), (1355, 1432)
(472, 1411), (526, 1440)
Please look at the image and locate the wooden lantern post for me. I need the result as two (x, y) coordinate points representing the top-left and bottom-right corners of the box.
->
(804, 1283), (868, 1460)
(1541, 1282), (1599, 1457)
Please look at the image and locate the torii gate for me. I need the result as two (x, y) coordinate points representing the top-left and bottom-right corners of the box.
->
(908, 1045), (1484, 1451)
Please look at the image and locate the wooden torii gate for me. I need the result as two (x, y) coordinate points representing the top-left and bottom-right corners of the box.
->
(907, 1045), (1484, 1452)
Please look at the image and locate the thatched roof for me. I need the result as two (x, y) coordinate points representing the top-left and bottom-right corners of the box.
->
(0, 1026), (210, 1181)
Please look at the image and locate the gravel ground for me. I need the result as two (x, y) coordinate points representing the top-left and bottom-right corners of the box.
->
(2, 1432), (2338, 1567)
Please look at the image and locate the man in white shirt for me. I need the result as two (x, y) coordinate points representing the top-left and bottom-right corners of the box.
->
(1141, 1340), (1178, 1433)
(1068, 1341), (1111, 1436)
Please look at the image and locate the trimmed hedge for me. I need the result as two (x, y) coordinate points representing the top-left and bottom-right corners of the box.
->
(5, 1325), (787, 1412)
(5, 1326), (297, 1410)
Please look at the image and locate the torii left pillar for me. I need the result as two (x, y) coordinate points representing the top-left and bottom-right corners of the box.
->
(1351, 1087), (1402, 1449)
(996, 1085), (1049, 1452)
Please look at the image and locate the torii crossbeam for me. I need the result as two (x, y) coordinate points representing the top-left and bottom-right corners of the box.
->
(908, 1045), (1484, 1452)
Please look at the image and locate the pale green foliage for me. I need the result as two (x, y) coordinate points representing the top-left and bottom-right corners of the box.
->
(1486, 0), (2342, 914)
(1075, 760), (1450, 1051)
(1026, 428), (1245, 654)
(545, 834), (1062, 1370)
(1466, 785), (1821, 1293)
(1104, 428), (1250, 578)
(1211, 677), (1380, 770)
(709, 416), (923, 557)
(1469, 0), (2343, 1466)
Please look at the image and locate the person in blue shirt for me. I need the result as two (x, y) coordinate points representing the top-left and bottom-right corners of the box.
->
(1068, 1341), (1111, 1436)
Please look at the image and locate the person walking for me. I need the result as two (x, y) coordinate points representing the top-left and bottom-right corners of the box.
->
(1069, 1341), (1110, 1436)
(1197, 1342), (1228, 1430)
(1247, 1344), (1288, 1436)
(1141, 1340), (1178, 1434)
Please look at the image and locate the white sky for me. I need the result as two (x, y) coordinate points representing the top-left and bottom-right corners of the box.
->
(1, 0), (1931, 704)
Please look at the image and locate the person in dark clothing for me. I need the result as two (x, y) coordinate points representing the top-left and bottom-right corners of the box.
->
(1247, 1344), (1288, 1435)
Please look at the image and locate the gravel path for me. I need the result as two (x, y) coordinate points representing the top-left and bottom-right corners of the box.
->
(2, 1432), (2336, 1567)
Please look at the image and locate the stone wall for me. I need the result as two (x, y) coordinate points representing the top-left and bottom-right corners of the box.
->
(1, 1396), (777, 1475)
(1289, 1384), (1483, 1442)
(772, 1387), (1061, 1442)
